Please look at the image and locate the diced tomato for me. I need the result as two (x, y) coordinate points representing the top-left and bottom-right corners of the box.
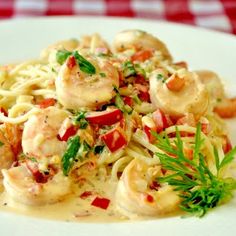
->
(123, 96), (133, 106)
(80, 191), (93, 199)
(0, 107), (8, 116)
(146, 194), (154, 203)
(200, 118), (211, 135)
(86, 109), (123, 126)
(138, 90), (150, 102)
(223, 136), (232, 154)
(131, 49), (153, 62)
(91, 197), (110, 210)
(57, 125), (77, 142)
(152, 109), (170, 133)
(39, 98), (56, 109)
(26, 160), (48, 183)
(101, 127), (127, 152)
(134, 74), (147, 85)
(67, 55), (76, 69)
(166, 74), (185, 92)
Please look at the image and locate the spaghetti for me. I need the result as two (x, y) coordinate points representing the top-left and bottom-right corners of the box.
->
(0, 29), (235, 221)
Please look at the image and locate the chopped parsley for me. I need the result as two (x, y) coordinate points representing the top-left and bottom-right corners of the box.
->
(0, 141), (4, 147)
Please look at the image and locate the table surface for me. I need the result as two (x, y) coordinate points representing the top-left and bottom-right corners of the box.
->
(0, 0), (235, 35)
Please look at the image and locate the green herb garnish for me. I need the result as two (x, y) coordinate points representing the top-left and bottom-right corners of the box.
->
(62, 135), (80, 176)
(56, 50), (96, 74)
(0, 141), (4, 147)
(99, 72), (106, 77)
(113, 86), (133, 114)
(73, 111), (89, 129)
(122, 61), (136, 78)
(153, 124), (236, 217)
(76, 141), (91, 161)
(72, 51), (96, 74)
(56, 50), (72, 65)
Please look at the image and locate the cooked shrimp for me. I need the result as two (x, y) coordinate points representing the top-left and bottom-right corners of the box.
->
(56, 56), (119, 109)
(2, 165), (71, 205)
(22, 107), (69, 158)
(113, 29), (172, 61)
(0, 130), (15, 177)
(149, 69), (209, 119)
(115, 159), (180, 217)
(196, 70), (225, 103)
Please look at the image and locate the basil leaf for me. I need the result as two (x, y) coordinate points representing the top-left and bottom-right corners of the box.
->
(73, 51), (96, 75)
(62, 135), (80, 176)
(56, 50), (72, 65)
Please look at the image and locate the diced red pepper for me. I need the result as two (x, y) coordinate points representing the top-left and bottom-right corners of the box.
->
(0, 107), (8, 116)
(131, 49), (153, 62)
(143, 125), (157, 143)
(123, 96), (133, 106)
(80, 191), (93, 199)
(57, 125), (77, 142)
(146, 194), (154, 203)
(101, 127), (127, 152)
(152, 109), (170, 133)
(86, 109), (123, 126)
(67, 55), (76, 69)
(91, 197), (110, 210)
(223, 136), (232, 154)
(39, 98), (56, 109)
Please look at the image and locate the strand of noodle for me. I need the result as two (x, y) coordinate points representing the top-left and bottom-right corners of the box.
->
(0, 89), (22, 97)
(31, 89), (56, 96)
(19, 66), (53, 79)
(9, 60), (44, 77)
(8, 103), (35, 118)
(97, 148), (124, 165)
(125, 147), (159, 165)
(11, 77), (47, 90)
(128, 142), (152, 158)
(134, 102), (155, 114)
(132, 129), (163, 154)
(0, 107), (39, 124)
(111, 156), (133, 181)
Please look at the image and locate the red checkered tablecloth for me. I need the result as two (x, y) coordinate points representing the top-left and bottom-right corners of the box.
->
(0, 0), (235, 34)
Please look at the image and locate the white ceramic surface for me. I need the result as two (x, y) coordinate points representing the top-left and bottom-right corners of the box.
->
(0, 16), (236, 236)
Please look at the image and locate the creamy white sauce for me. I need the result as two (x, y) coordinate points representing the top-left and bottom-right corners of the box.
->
(0, 178), (127, 222)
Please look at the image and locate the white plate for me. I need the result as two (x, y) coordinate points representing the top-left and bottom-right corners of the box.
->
(0, 16), (236, 236)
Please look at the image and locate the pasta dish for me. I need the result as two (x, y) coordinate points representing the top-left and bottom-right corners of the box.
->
(0, 30), (235, 221)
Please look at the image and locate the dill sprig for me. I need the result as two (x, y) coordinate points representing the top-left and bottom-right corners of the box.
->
(153, 123), (236, 217)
